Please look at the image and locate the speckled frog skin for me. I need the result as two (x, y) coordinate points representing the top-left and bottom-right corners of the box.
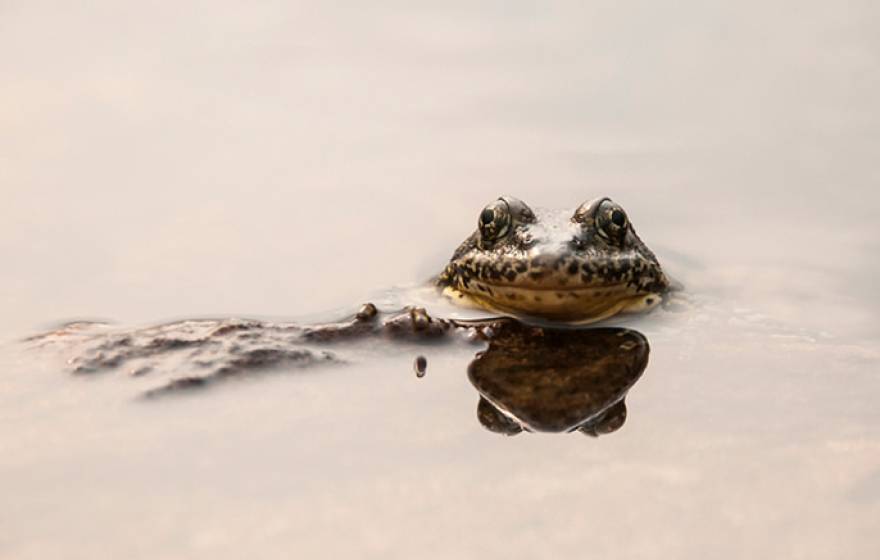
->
(437, 196), (670, 323)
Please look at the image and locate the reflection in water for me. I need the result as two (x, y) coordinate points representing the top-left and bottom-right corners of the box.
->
(467, 322), (649, 437)
(26, 308), (649, 437)
(413, 355), (428, 378)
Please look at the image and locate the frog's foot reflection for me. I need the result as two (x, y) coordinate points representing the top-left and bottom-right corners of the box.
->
(468, 324), (648, 437)
(477, 397), (629, 437)
(577, 400), (627, 437)
(477, 396), (524, 436)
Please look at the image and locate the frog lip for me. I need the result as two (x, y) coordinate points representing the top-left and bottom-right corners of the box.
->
(476, 280), (631, 293)
(463, 288), (659, 324)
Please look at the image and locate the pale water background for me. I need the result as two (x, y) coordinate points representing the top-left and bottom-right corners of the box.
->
(2, 2), (879, 558)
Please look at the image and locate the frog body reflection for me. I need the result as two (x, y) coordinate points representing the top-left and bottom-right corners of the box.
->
(31, 306), (652, 436)
(468, 323), (649, 436)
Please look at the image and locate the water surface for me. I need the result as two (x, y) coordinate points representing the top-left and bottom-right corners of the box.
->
(2, 2), (879, 558)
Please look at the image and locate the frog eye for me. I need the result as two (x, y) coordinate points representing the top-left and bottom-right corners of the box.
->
(595, 199), (629, 242)
(499, 196), (536, 224)
(478, 199), (511, 244)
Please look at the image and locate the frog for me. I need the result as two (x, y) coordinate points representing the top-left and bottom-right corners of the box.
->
(437, 196), (670, 324)
(27, 196), (670, 436)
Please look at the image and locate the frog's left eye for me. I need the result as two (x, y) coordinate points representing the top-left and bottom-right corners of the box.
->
(478, 199), (511, 245)
(595, 199), (629, 242)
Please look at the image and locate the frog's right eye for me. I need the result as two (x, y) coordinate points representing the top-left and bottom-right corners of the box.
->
(595, 199), (629, 244)
(478, 199), (511, 245)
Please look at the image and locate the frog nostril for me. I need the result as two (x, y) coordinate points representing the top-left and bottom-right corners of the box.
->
(515, 231), (535, 248)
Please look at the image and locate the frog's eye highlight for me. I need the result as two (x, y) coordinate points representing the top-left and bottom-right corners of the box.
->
(596, 199), (628, 243)
(478, 199), (511, 245)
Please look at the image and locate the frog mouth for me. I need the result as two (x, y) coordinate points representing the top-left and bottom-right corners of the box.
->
(459, 281), (660, 323)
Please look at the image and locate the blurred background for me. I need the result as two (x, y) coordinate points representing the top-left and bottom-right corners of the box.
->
(3, 1), (878, 340)
(1, 2), (878, 558)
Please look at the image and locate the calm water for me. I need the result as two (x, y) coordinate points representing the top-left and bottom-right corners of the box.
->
(2, 2), (879, 558)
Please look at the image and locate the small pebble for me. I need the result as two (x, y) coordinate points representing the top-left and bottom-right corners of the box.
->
(413, 355), (427, 378)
